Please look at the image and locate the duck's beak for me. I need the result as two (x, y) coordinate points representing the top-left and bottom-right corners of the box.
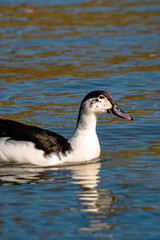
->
(107, 103), (133, 120)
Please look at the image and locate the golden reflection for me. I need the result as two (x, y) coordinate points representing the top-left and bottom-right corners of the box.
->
(103, 143), (160, 170)
(1, 2), (159, 28)
(0, 1), (160, 83)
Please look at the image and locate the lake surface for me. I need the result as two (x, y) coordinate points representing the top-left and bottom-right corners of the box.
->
(0, 0), (160, 239)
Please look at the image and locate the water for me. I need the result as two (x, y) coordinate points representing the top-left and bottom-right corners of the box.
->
(0, 0), (160, 239)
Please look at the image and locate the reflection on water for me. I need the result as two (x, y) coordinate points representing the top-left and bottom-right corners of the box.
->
(0, 0), (160, 239)
(70, 162), (101, 213)
(68, 161), (115, 213)
(0, 161), (116, 238)
(0, 161), (114, 214)
(74, 167), (102, 213)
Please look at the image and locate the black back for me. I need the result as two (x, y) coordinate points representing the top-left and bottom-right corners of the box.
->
(0, 119), (71, 155)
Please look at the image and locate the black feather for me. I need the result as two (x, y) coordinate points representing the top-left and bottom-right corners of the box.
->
(0, 119), (71, 155)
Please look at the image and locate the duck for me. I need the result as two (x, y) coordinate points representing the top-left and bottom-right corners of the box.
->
(0, 90), (133, 166)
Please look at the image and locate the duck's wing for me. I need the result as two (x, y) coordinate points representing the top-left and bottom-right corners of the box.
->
(0, 119), (71, 155)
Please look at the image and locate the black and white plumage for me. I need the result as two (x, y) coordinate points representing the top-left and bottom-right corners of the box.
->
(0, 90), (133, 166)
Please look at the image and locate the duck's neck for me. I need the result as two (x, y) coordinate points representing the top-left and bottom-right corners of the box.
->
(76, 111), (98, 133)
(67, 110), (100, 161)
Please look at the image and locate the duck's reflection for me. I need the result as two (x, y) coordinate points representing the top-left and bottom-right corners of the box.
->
(0, 160), (114, 213)
(67, 161), (101, 213)
(67, 161), (114, 213)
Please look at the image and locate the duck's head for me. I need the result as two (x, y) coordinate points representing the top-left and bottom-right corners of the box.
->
(77, 90), (133, 122)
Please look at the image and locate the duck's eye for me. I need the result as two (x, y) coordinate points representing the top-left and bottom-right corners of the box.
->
(99, 95), (105, 99)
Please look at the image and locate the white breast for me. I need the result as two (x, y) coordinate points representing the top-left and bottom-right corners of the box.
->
(67, 130), (100, 162)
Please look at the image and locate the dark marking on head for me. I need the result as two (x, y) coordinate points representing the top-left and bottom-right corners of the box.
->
(89, 100), (94, 107)
(80, 91), (115, 107)
(76, 90), (114, 127)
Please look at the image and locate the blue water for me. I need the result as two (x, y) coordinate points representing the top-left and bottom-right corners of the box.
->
(0, 0), (160, 239)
